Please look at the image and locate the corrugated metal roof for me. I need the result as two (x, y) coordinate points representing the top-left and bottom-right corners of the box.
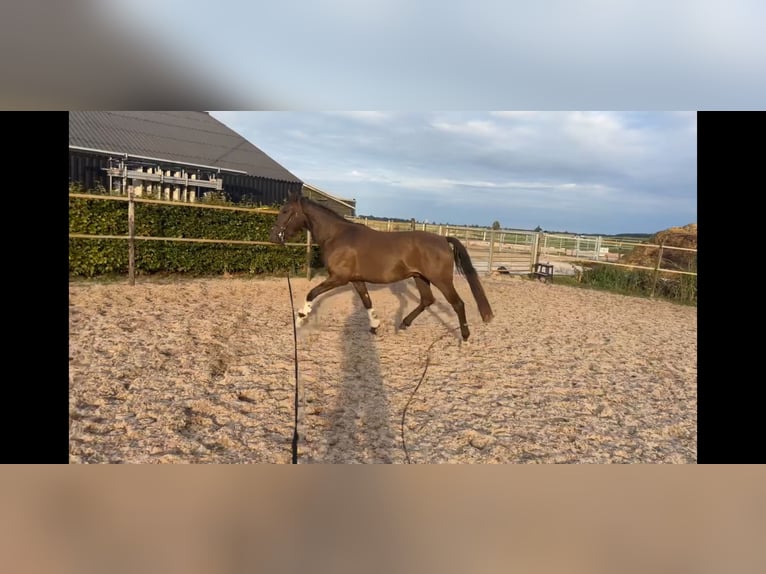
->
(69, 111), (302, 184)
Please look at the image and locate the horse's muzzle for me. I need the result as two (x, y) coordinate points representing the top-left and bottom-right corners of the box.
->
(269, 229), (285, 244)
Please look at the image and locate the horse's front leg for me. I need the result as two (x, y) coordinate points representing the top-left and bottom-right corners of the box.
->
(352, 281), (380, 334)
(296, 275), (348, 327)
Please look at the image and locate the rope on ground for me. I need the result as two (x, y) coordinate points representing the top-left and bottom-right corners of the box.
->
(400, 327), (460, 464)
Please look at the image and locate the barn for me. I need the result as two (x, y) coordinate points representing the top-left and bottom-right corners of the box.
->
(68, 111), (304, 206)
(302, 182), (356, 218)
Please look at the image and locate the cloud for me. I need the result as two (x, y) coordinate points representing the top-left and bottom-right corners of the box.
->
(208, 111), (696, 234)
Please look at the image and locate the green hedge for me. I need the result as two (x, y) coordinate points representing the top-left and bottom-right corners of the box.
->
(578, 263), (697, 306)
(69, 191), (316, 278)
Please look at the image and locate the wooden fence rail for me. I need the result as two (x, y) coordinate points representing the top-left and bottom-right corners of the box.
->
(70, 193), (697, 285)
(69, 193), (310, 284)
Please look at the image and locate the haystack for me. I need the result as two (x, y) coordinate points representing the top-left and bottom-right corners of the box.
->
(621, 223), (697, 271)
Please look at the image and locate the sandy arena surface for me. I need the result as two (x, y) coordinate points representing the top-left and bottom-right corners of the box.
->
(69, 274), (697, 463)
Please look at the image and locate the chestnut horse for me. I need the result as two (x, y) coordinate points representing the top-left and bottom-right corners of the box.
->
(269, 192), (493, 340)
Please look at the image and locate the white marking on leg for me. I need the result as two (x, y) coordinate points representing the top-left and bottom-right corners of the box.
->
(296, 300), (313, 327)
(368, 308), (381, 329)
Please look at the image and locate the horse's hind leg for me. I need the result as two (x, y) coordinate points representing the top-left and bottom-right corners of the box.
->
(352, 281), (380, 334)
(432, 279), (470, 341)
(400, 276), (435, 330)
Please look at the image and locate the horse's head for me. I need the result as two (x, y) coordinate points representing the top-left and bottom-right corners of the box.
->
(269, 192), (308, 244)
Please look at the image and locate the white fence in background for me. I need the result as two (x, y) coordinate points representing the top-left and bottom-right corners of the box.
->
(346, 217), (697, 278)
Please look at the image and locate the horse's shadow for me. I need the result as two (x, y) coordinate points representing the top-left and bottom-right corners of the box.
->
(324, 303), (394, 463)
(301, 278), (459, 463)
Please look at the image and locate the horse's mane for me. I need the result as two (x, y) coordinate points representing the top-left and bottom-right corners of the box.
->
(300, 196), (362, 226)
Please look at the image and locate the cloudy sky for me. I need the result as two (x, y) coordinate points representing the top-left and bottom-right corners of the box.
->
(209, 111), (696, 235)
(84, 1), (764, 110)
(7, 3), (763, 111)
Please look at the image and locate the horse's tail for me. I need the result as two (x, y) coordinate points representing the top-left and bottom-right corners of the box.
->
(446, 236), (494, 323)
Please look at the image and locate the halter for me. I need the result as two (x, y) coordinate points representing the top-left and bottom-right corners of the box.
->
(276, 211), (294, 243)
(276, 197), (306, 242)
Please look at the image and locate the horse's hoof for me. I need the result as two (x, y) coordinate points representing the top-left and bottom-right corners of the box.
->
(369, 327), (377, 335)
(398, 322), (408, 330)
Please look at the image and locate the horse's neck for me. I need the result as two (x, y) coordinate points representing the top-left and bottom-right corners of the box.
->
(303, 201), (347, 244)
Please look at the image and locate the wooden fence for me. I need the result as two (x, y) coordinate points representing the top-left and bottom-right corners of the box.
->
(69, 192), (313, 285)
(69, 193), (697, 288)
(347, 217), (697, 290)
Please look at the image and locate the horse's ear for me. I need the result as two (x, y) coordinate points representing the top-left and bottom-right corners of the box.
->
(287, 190), (302, 202)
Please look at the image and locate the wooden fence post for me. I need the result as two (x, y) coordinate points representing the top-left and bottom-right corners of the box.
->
(532, 232), (541, 271)
(650, 242), (665, 298)
(487, 229), (495, 275)
(128, 183), (135, 286)
(306, 230), (312, 280)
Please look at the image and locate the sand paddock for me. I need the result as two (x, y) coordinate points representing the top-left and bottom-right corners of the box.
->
(69, 274), (697, 463)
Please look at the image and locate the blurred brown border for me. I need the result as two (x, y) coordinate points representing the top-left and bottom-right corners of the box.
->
(1, 2), (251, 110)
(2, 466), (764, 573)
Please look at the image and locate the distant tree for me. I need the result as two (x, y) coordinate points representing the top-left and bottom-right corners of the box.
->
(534, 225), (543, 232)
(491, 220), (501, 230)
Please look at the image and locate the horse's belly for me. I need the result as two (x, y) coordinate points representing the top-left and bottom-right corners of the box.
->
(356, 258), (415, 283)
